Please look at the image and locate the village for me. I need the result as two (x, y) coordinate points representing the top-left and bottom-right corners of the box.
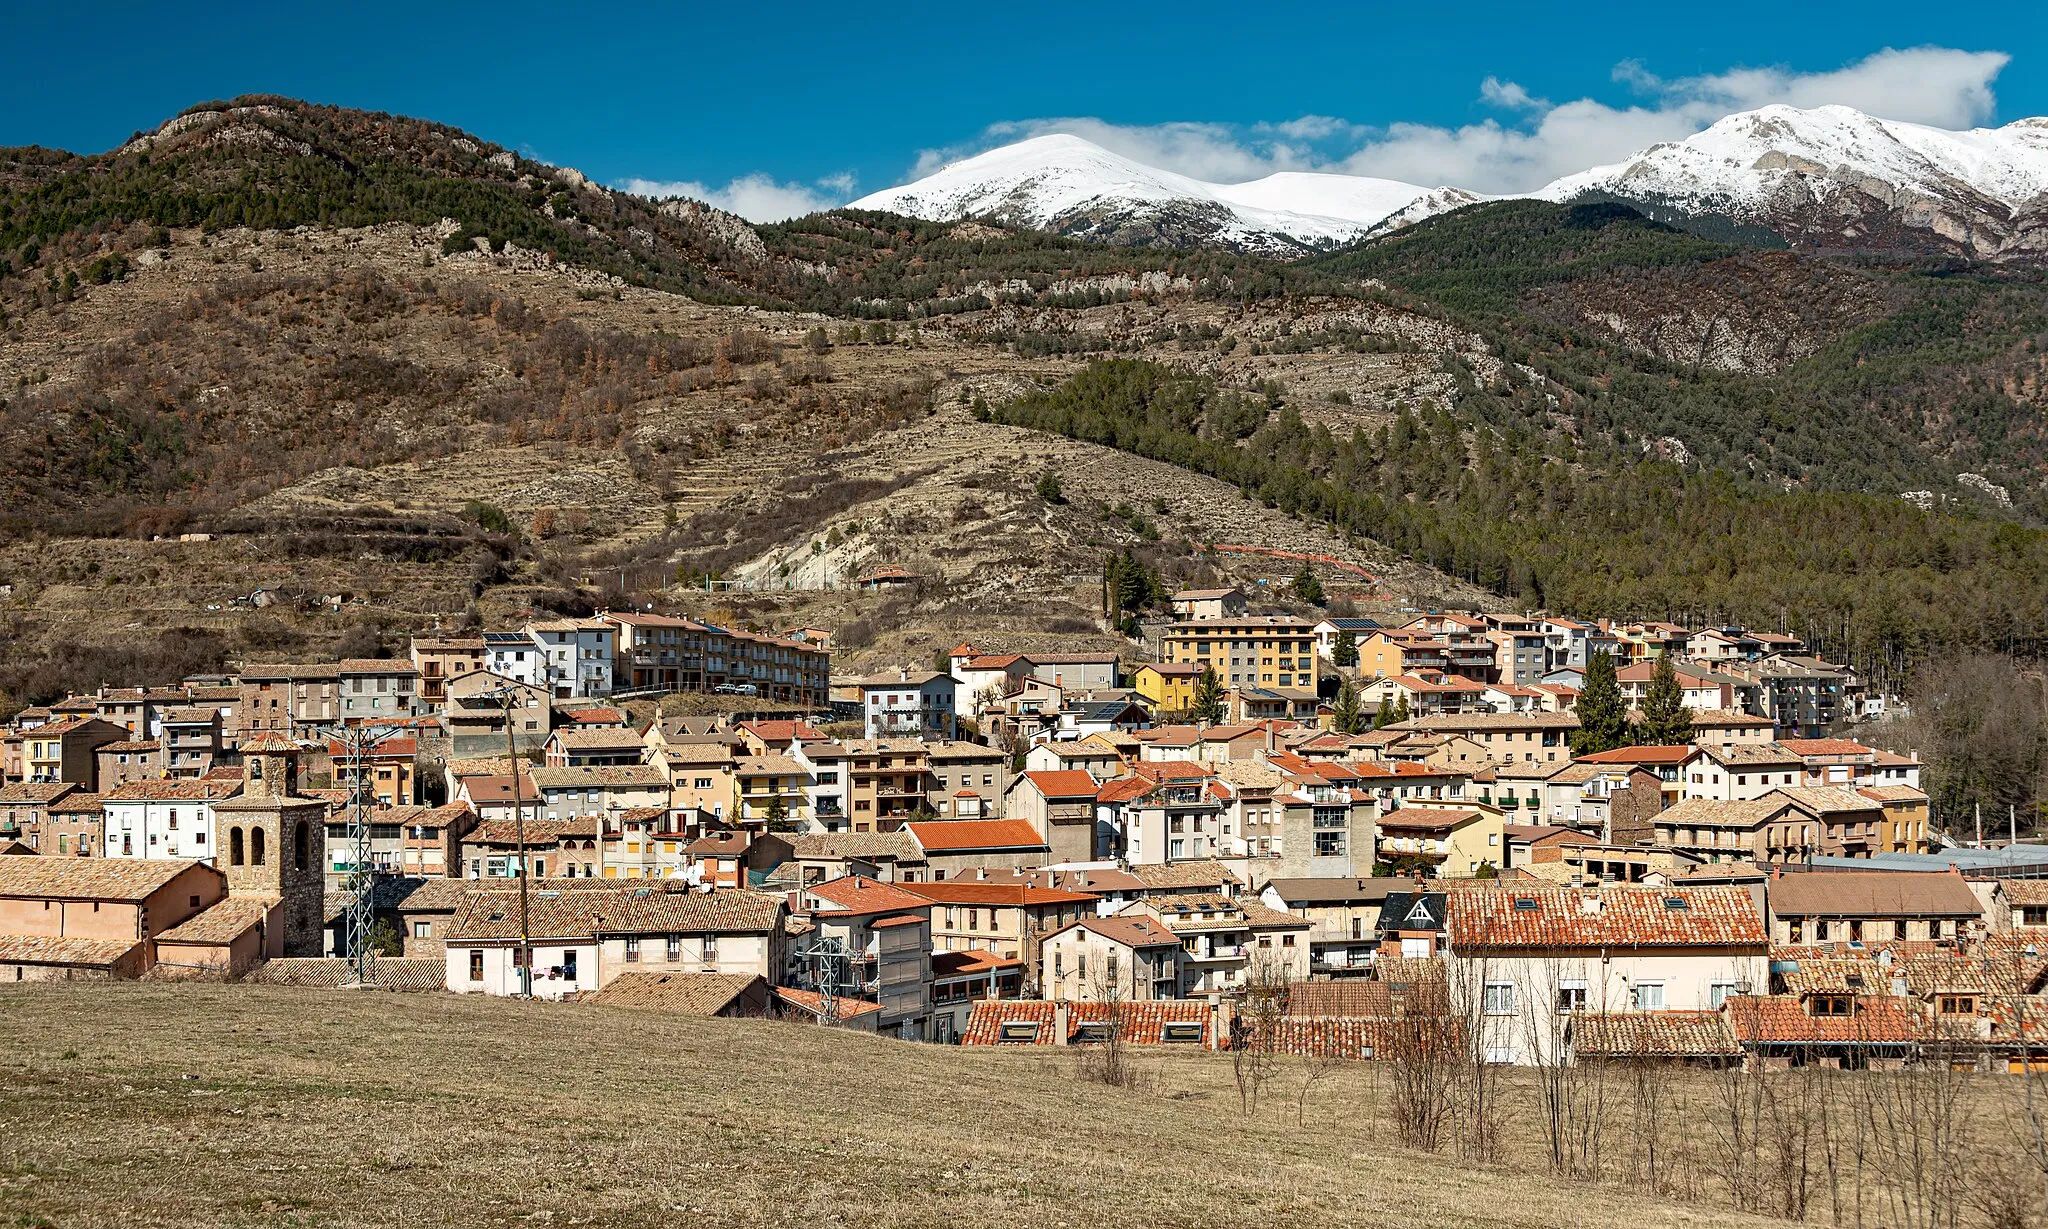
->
(0, 587), (2040, 1076)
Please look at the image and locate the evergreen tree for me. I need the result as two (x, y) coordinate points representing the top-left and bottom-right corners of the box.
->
(1571, 650), (1629, 755)
(1389, 693), (1411, 725)
(1334, 629), (1358, 667)
(1372, 695), (1394, 730)
(1333, 677), (1362, 735)
(1292, 561), (1324, 606)
(1192, 665), (1226, 725)
(1637, 653), (1695, 746)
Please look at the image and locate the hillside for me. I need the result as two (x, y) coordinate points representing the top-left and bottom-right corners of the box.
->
(4, 96), (2048, 697)
(0, 983), (1780, 1229)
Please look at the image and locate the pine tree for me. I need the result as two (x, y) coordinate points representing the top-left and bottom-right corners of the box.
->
(1372, 695), (1394, 730)
(1637, 653), (1695, 746)
(1571, 650), (1629, 755)
(1333, 677), (1362, 734)
(1390, 693), (1411, 725)
(1334, 629), (1358, 667)
(1192, 664), (1226, 725)
(1292, 561), (1324, 606)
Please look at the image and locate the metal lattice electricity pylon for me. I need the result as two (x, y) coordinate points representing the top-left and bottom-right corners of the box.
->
(333, 722), (410, 988)
(799, 934), (855, 1026)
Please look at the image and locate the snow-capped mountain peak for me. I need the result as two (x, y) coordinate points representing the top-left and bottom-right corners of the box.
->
(1535, 105), (2048, 258)
(849, 134), (1478, 255)
(849, 106), (2048, 261)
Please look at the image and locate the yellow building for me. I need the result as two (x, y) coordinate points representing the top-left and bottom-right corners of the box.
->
(1373, 801), (1507, 877)
(733, 755), (810, 828)
(1132, 663), (1203, 715)
(1158, 617), (1318, 690)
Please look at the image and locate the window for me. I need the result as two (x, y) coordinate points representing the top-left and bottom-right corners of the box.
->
(413, 921), (431, 939)
(1937, 995), (1978, 1016)
(667, 935), (682, 962)
(1631, 982), (1665, 1010)
(623, 937), (641, 963)
(561, 950), (579, 981)
(1555, 980), (1588, 1013)
(703, 935), (718, 965)
(468, 950), (484, 981)
(1810, 994), (1853, 1017)
(1709, 981), (1740, 1009)
(1482, 982), (1517, 1016)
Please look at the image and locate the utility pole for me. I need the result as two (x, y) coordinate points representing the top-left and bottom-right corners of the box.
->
(1977, 802), (1984, 848)
(485, 684), (533, 997)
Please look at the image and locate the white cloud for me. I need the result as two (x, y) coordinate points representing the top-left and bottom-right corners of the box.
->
(894, 46), (2012, 196)
(617, 172), (849, 222)
(1479, 77), (1545, 111)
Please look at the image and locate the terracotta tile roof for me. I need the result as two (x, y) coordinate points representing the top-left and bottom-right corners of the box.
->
(46, 793), (103, 816)
(1724, 994), (1924, 1044)
(549, 728), (647, 749)
(904, 819), (1047, 854)
(0, 855), (213, 902)
(1768, 786), (1882, 815)
(1768, 870), (1981, 918)
(244, 957), (444, 990)
(1405, 712), (1580, 731)
(685, 831), (750, 857)
(1653, 798), (1788, 828)
(973, 867), (1144, 894)
(737, 720), (824, 743)
(155, 897), (272, 945)
(528, 765), (668, 790)
(0, 934), (141, 967)
(1246, 1016), (1409, 1058)
(558, 707), (631, 726)
(102, 779), (243, 803)
(2003, 880), (2048, 907)
(788, 831), (921, 862)
(1857, 785), (1928, 803)
(446, 885), (783, 940)
(97, 739), (159, 754)
(1571, 1010), (1740, 1057)
(338, 659), (419, 675)
(1128, 861), (1241, 891)
(1286, 980), (1401, 1017)
(1050, 914), (1180, 949)
(238, 731), (304, 753)
(801, 875), (933, 917)
(961, 999), (1213, 1046)
(582, 971), (765, 1014)
(1575, 745), (1698, 765)
(772, 987), (883, 1020)
(462, 816), (599, 846)
(900, 881), (1098, 908)
(1778, 739), (1877, 757)
(1702, 743), (1802, 767)
(933, 949), (1026, 978)
(1448, 886), (1767, 949)
(655, 743), (739, 766)
(0, 783), (77, 805)
(1018, 769), (1100, 799)
(1376, 808), (1487, 833)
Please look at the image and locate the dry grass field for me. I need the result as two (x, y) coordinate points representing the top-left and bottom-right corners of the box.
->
(0, 983), (1790, 1229)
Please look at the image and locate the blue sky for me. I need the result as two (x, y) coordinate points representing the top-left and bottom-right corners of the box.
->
(4, 1), (2043, 219)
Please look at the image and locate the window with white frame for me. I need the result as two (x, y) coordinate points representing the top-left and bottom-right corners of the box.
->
(1555, 979), (1588, 1013)
(1631, 981), (1665, 1010)
(1482, 981), (1517, 1016)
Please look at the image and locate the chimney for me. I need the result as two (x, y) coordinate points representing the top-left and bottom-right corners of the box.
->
(899, 668), (909, 683)
(1053, 1000), (1071, 1046)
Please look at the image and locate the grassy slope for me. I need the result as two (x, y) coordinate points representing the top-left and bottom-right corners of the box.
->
(0, 984), (1768, 1229)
